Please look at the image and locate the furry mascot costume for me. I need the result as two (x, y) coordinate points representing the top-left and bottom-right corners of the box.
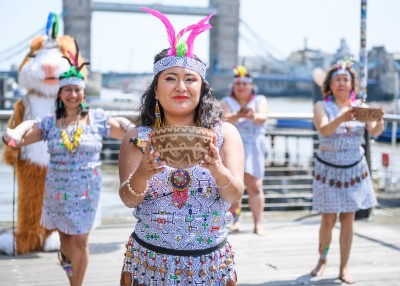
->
(0, 13), (79, 255)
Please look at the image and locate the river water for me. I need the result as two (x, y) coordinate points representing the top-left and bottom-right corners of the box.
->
(0, 92), (399, 224)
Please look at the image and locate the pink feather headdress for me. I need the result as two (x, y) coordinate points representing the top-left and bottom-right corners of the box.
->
(141, 7), (215, 79)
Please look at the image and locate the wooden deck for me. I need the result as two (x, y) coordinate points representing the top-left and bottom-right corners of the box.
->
(1, 205), (400, 286)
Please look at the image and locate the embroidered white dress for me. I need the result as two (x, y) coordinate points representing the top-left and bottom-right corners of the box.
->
(121, 124), (237, 286)
(38, 109), (111, 234)
(312, 101), (377, 213)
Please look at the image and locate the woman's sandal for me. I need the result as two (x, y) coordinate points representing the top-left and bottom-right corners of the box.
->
(58, 252), (73, 277)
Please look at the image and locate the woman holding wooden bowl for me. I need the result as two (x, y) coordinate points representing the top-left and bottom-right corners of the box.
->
(311, 58), (384, 284)
(118, 7), (245, 286)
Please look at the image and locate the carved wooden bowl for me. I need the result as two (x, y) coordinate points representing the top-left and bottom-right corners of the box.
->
(151, 125), (215, 169)
(352, 107), (383, 122)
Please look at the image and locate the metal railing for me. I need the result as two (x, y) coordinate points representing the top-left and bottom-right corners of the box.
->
(0, 110), (399, 214)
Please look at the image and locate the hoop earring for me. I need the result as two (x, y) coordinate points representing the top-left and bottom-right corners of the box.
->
(154, 99), (163, 128)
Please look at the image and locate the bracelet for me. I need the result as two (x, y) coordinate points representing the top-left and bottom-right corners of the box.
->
(216, 171), (233, 189)
(126, 171), (146, 197)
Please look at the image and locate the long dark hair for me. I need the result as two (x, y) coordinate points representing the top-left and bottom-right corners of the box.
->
(134, 49), (223, 129)
(55, 87), (89, 119)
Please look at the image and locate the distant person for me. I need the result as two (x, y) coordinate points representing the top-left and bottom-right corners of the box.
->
(221, 66), (268, 235)
(118, 8), (244, 285)
(2, 40), (132, 286)
(311, 58), (384, 284)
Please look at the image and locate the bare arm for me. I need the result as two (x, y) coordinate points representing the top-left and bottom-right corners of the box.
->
(313, 101), (353, 137)
(2, 120), (43, 148)
(200, 122), (245, 203)
(118, 128), (166, 208)
(221, 100), (239, 124)
(251, 96), (268, 124)
(108, 116), (134, 140)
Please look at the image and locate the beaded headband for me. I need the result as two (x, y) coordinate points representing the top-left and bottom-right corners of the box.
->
(233, 65), (253, 83)
(141, 7), (214, 79)
(59, 40), (90, 89)
(332, 57), (354, 80)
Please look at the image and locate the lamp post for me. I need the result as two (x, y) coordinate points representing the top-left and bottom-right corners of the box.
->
(359, 0), (368, 102)
(356, 0), (372, 220)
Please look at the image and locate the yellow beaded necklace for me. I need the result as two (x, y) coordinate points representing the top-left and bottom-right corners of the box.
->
(61, 115), (83, 156)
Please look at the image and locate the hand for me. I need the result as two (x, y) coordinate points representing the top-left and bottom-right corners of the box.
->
(244, 108), (255, 119)
(134, 135), (166, 180)
(237, 107), (250, 118)
(341, 108), (356, 122)
(376, 108), (385, 121)
(200, 135), (230, 179)
(2, 128), (20, 147)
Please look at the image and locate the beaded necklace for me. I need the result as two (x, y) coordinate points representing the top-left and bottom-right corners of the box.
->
(61, 114), (83, 156)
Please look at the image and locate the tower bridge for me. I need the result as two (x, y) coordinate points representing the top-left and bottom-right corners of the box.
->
(63, 0), (239, 79)
(63, 0), (314, 97)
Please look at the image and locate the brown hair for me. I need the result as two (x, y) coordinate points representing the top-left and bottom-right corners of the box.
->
(321, 65), (358, 98)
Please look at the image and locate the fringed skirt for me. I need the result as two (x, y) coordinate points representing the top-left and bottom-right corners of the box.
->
(120, 232), (237, 286)
(312, 150), (377, 213)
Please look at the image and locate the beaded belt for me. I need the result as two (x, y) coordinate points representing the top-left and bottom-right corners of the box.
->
(132, 232), (227, 256)
(316, 155), (363, 169)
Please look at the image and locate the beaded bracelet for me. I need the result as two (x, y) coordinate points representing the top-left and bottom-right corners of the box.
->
(126, 171), (146, 197)
(216, 171), (233, 189)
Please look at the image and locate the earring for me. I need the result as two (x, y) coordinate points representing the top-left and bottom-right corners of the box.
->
(58, 100), (63, 109)
(80, 101), (88, 109)
(196, 107), (202, 127)
(154, 99), (163, 128)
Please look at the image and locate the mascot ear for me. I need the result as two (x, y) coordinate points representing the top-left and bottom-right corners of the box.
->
(29, 36), (45, 53)
(19, 36), (45, 73)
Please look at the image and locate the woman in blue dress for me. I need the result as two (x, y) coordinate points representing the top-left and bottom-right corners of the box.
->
(118, 8), (244, 286)
(3, 41), (132, 286)
(221, 66), (268, 235)
(311, 58), (384, 284)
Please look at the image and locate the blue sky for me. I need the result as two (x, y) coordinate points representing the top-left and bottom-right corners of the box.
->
(0, 0), (399, 73)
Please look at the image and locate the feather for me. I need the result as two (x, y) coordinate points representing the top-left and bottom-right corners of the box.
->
(52, 13), (59, 40)
(141, 7), (176, 55)
(67, 51), (78, 67)
(233, 65), (248, 77)
(175, 38), (187, 57)
(77, 62), (90, 72)
(45, 12), (54, 38)
(73, 39), (80, 66)
(62, 55), (73, 67)
(185, 13), (214, 57)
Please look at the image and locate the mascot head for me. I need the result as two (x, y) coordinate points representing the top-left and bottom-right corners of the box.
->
(18, 13), (86, 98)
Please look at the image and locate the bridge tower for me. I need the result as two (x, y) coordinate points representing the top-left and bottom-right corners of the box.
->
(62, 0), (240, 97)
(208, 0), (240, 97)
(63, 0), (92, 63)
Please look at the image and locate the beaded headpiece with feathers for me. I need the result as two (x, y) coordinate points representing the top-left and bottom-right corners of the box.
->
(141, 7), (215, 79)
(59, 40), (90, 88)
(332, 56), (355, 79)
(233, 65), (253, 83)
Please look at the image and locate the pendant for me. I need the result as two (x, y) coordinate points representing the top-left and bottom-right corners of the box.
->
(168, 169), (192, 209)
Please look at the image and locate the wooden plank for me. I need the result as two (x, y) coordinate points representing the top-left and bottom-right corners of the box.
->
(2, 209), (399, 285)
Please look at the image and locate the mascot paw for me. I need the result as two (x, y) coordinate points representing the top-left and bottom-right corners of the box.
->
(0, 232), (16, 256)
(44, 231), (60, 252)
